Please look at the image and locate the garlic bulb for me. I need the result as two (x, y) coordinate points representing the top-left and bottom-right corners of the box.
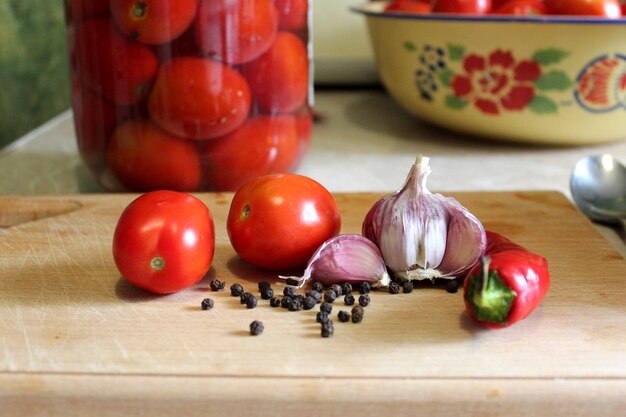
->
(279, 234), (391, 288)
(362, 155), (486, 281)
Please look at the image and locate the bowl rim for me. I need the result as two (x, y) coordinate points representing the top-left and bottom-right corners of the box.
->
(351, 1), (626, 25)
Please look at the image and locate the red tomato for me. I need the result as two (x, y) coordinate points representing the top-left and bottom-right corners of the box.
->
(204, 115), (301, 191)
(385, 1), (431, 13)
(194, 0), (279, 64)
(243, 31), (308, 114)
(227, 174), (341, 271)
(544, 0), (622, 16)
(623, 3), (626, 15)
(113, 190), (215, 294)
(75, 19), (158, 105)
(110, 0), (199, 45)
(273, 0), (309, 31)
(148, 57), (251, 140)
(106, 120), (202, 191)
(431, 0), (492, 13)
(68, 0), (110, 23)
(491, 0), (513, 8)
(491, 0), (547, 14)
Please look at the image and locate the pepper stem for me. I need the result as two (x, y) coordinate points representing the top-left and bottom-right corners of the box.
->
(467, 256), (517, 325)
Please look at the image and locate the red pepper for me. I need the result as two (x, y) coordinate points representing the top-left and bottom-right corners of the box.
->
(463, 231), (550, 328)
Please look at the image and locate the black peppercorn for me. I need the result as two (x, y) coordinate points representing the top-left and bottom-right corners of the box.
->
(341, 282), (353, 295)
(389, 282), (400, 294)
(285, 278), (300, 287)
(270, 297), (281, 307)
(249, 320), (264, 336)
(246, 295), (258, 309)
(320, 301), (333, 314)
(260, 287), (274, 300)
(288, 297), (302, 311)
(446, 280), (459, 294)
(283, 287), (297, 297)
(351, 305), (364, 323)
(338, 310), (350, 322)
(359, 282), (371, 294)
(240, 292), (252, 304)
(323, 289), (337, 303)
(281, 296), (293, 309)
(305, 290), (321, 303)
(230, 283), (244, 297)
(330, 284), (343, 297)
(403, 281), (414, 294)
(201, 298), (214, 310)
(358, 294), (370, 307)
(321, 320), (334, 337)
(316, 311), (329, 323)
(303, 296), (316, 310)
(311, 281), (324, 292)
(210, 279), (226, 291)
(344, 293), (355, 306)
(258, 281), (271, 291)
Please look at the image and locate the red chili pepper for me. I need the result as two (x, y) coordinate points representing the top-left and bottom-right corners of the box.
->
(463, 231), (550, 329)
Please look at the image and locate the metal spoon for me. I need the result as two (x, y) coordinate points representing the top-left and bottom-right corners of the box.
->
(570, 154), (626, 231)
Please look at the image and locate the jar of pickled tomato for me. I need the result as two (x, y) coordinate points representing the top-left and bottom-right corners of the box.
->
(64, 0), (312, 191)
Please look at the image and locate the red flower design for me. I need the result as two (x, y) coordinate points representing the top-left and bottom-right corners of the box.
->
(451, 50), (541, 115)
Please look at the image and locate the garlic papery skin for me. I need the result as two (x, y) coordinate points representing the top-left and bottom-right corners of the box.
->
(362, 155), (486, 281)
(279, 234), (391, 288)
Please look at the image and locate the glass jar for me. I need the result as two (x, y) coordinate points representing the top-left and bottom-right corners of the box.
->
(64, 0), (312, 191)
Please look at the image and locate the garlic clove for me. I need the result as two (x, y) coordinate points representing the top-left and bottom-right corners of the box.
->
(279, 234), (391, 288)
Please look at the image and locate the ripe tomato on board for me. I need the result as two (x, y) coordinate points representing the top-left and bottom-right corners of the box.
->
(431, 0), (493, 14)
(544, 0), (622, 17)
(204, 116), (302, 191)
(274, 0), (309, 31)
(106, 120), (202, 191)
(148, 57), (251, 140)
(113, 190), (215, 294)
(491, 0), (547, 15)
(75, 19), (158, 105)
(227, 174), (341, 271)
(194, 0), (279, 64)
(243, 31), (308, 114)
(110, 0), (200, 45)
(385, 0), (431, 13)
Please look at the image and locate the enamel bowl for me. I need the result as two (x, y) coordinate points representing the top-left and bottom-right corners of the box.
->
(352, 2), (626, 145)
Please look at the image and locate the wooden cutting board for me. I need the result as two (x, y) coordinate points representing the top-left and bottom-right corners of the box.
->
(1, 192), (625, 417)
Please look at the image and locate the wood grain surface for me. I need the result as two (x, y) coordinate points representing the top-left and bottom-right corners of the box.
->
(1, 192), (625, 416)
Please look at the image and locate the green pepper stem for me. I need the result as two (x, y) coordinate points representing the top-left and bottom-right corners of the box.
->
(468, 256), (517, 325)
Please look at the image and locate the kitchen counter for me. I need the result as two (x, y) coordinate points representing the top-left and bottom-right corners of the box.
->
(1, 88), (624, 256)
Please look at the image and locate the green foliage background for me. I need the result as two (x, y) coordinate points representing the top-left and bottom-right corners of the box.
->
(0, 1), (70, 149)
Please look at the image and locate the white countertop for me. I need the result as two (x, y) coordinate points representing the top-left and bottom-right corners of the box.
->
(1, 89), (624, 256)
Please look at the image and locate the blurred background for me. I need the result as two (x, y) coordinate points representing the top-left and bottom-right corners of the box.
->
(0, 1), (70, 150)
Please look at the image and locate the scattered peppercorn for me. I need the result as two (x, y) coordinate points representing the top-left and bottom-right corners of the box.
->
(230, 283), (244, 297)
(288, 297), (302, 311)
(210, 279), (226, 291)
(320, 301), (333, 314)
(351, 305), (364, 323)
(249, 320), (264, 336)
(324, 289), (337, 303)
(281, 296), (293, 309)
(344, 293), (355, 306)
(270, 297), (281, 308)
(358, 294), (370, 307)
(305, 290), (322, 303)
(240, 292), (252, 304)
(258, 281), (271, 291)
(446, 280), (459, 294)
(283, 287), (297, 297)
(201, 298), (214, 310)
(246, 295), (258, 309)
(285, 278), (300, 287)
(389, 282), (400, 294)
(359, 282), (371, 294)
(303, 296), (316, 310)
(403, 281), (414, 294)
(321, 320), (334, 337)
(330, 284), (343, 297)
(338, 311), (351, 322)
(311, 281), (324, 292)
(316, 311), (329, 323)
(341, 282), (353, 295)
(260, 287), (274, 300)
